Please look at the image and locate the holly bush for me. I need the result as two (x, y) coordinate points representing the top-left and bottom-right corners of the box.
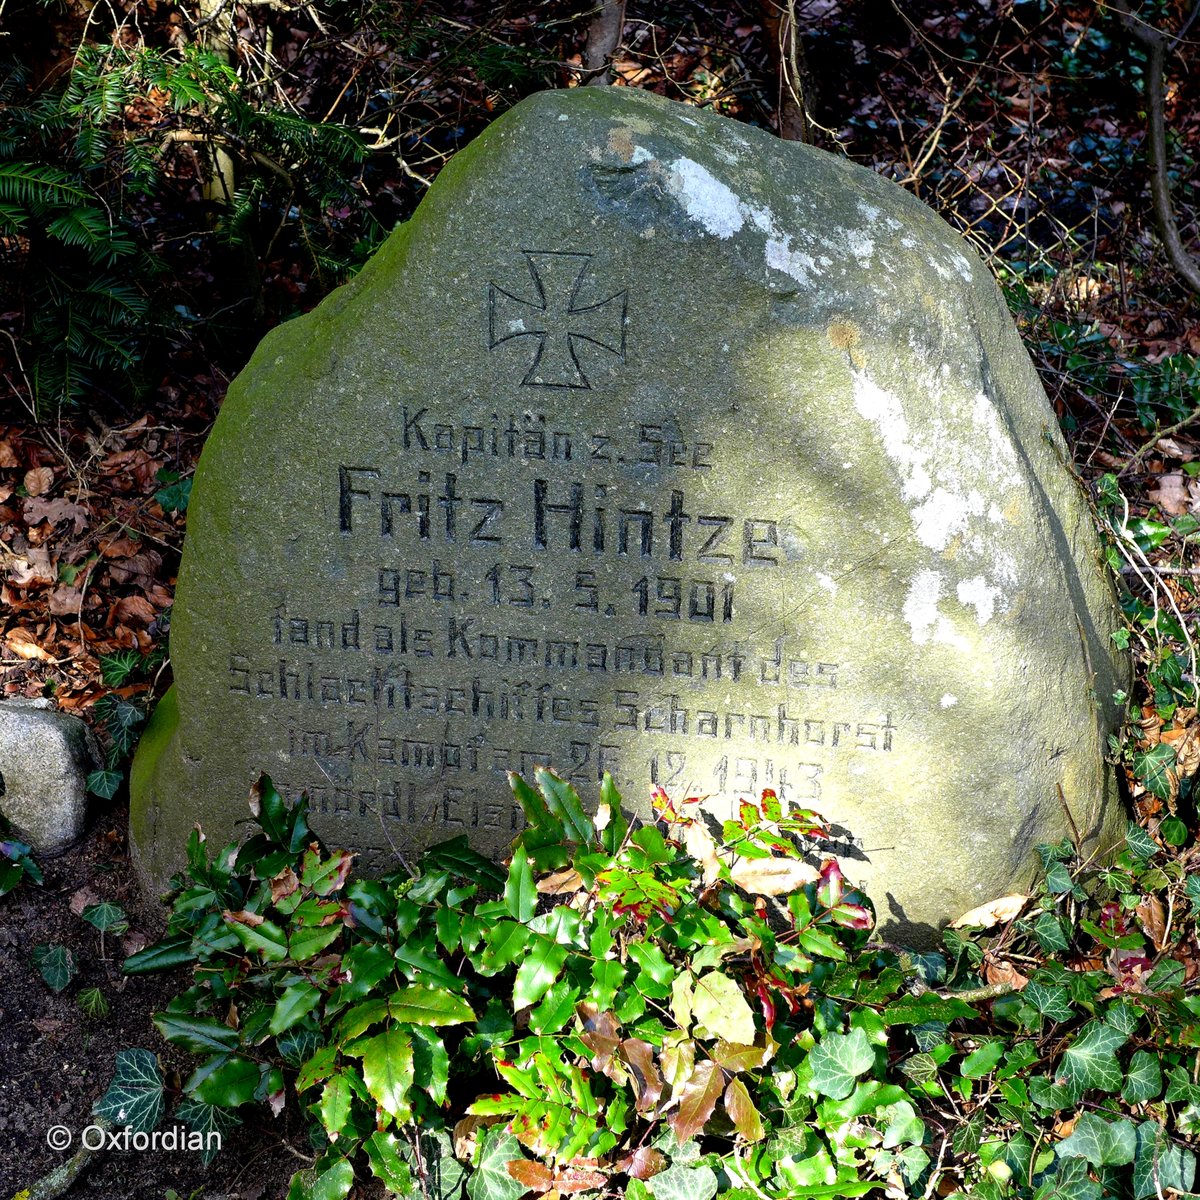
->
(116, 772), (1200, 1200)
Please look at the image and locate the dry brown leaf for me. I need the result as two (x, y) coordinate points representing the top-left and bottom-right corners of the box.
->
(122, 930), (149, 957)
(453, 1112), (502, 1162)
(70, 886), (101, 916)
(9, 548), (55, 586)
(729, 856), (818, 896)
(951, 893), (1029, 930)
(684, 819), (721, 887)
(536, 867), (584, 894)
(107, 550), (164, 588)
(0, 441), (18, 468)
(47, 584), (83, 617)
(983, 955), (1029, 990)
(1135, 894), (1168, 951)
(5, 629), (54, 661)
(1148, 472), (1193, 516)
(112, 594), (157, 626)
(24, 497), (89, 535)
(23, 466), (53, 497)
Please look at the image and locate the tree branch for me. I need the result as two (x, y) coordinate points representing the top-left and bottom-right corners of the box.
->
(1109, 0), (1200, 293)
(582, 0), (626, 87)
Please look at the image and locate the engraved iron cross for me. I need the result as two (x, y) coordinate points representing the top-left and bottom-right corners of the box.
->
(487, 251), (627, 389)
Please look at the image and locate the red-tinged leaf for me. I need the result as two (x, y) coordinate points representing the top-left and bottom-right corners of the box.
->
(224, 908), (264, 928)
(507, 1159), (555, 1191)
(618, 1146), (668, 1181)
(710, 1041), (766, 1073)
(619, 1038), (663, 1112)
(553, 1167), (609, 1193)
(669, 1059), (723, 1143)
(271, 867), (300, 904)
(816, 858), (845, 909)
(738, 799), (758, 828)
(759, 789), (782, 821)
(828, 901), (874, 930)
(724, 1076), (765, 1142)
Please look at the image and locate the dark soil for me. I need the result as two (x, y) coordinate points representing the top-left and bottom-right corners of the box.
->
(0, 806), (308, 1200)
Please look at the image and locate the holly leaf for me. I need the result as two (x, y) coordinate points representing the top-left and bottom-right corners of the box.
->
(364, 1131), (412, 1194)
(388, 984), (475, 1026)
(189, 1056), (261, 1107)
(670, 1060), (724, 1143)
(94, 1048), (165, 1132)
(153, 1012), (240, 1055)
(270, 981), (323, 1036)
(809, 1027), (875, 1100)
(724, 1077), (765, 1142)
(357, 1028), (414, 1120)
(505, 845), (536, 923)
(512, 936), (568, 1010)
(320, 1073), (354, 1140)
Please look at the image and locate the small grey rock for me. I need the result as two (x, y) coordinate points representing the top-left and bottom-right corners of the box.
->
(0, 699), (97, 853)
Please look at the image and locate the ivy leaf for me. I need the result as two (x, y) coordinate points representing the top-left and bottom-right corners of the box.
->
(388, 984), (475, 1026)
(1039, 1156), (1102, 1200)
(900, 1053), (940, 1086)
(1125, 820), (1159, 860)
(82, 901), (128, 933)
(1057, 1112), (1137, 1167)
(32, 943), (77, 993)
(1133, 746), (1176, 802)
(175, 1098), (239, 1165)
(960, 1040), (1005, 1078)
(512, 936), (568, 1010)
(1133, 1120), (1196, 1200)
(691, 971), (756, 1044)
(1122, 1050), (1163, 1104)
(1059, 1020), (1126, 1094)
(467, 1128), (527, 1200)
(1024, 980), (1073, 1023)
(1031, 913), (1071, 954)
(646, 1161), (720, 1200)
(505, 844), (536, 923)
(809, 1027), (875, 1100)
(94, 1048), (165, 1132)
(357, 1028), (414, 1121)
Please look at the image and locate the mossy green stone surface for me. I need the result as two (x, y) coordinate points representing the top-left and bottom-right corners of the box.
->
(131, 86), (1127, 941)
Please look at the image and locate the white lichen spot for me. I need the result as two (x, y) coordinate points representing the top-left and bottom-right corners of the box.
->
(903, 570), (941, 644)
(910, 487), (984, 552)
(846, 230), (875, 264)
(816, 572), (838, 596)
(765, 236), (816, 285)
(940, 693), (958, 708)
(506, 319), (527, 335)
(558, 114), (569, 121)
(957, 575), (1002, 625)
(903, 571), (970, 651)
(666, 158), (744, 238)
(630, 145), (653, 164)
(857, 201), (880, 221)
(952, 251), (973, 281)
(988, 503), (1004, 523)
(851, 371), (931, 501)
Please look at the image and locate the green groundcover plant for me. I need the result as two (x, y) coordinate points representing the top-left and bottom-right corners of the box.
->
(116, 771), (1200, 1200)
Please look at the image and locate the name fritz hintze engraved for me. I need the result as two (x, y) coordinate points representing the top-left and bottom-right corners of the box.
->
(219, 250), (897, 850)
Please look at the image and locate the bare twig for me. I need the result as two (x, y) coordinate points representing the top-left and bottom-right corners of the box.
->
(1108, 0), (1200, 293)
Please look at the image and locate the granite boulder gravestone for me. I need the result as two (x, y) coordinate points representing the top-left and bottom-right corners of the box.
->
(130, 85), (1127, 940)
